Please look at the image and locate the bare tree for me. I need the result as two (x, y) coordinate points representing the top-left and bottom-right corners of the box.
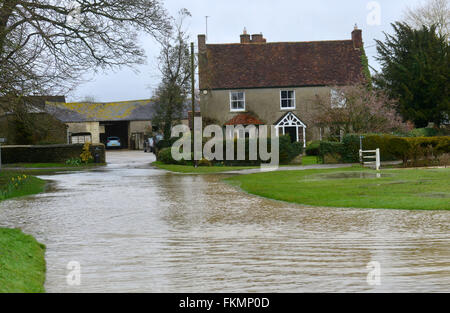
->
(311, 84), (409, 139)
(403, 0), (450, 38)
(0, 0), (170, 103)
(152, 9), (193, 141)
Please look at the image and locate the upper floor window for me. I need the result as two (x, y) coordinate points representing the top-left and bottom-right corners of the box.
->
(230, 92), (245, 112)
(281, 90), (295, 109)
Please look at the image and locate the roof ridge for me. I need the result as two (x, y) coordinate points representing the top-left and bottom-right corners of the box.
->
(206, 39), (353, 46)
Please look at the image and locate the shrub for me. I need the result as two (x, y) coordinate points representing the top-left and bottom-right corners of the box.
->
(80, 142), (93, 164)
(305, 141), (321, 156)
(198, 158), (212, 167)
(318, 134), (450, 166)
(65, 158), (82, 167)
(157, 135), (303, 166)
(318, 141), (345, 164)
(408, 128), (439, 137)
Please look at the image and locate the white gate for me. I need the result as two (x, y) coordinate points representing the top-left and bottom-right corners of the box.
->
(360, 149), (381, 171)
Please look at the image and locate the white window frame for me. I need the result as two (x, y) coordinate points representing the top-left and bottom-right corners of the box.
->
(230, 91), (246, 112)
(280, 90), (296, 110)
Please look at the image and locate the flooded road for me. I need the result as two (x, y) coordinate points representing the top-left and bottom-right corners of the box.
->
(0, 151), (449, 292)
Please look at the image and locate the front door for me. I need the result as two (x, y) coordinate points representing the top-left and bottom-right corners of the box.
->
(285, 127), (297, 143)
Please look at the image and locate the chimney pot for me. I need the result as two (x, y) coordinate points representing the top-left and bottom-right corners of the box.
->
(240, 28), (251, 44)
(251, 33), (266, 43)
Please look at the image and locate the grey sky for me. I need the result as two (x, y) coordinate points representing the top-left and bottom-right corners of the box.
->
(68, 0), (425, 102)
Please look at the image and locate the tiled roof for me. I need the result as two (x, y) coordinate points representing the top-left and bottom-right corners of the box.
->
(45, 99), (200, 123)
(225, 113), (264, 126)
(45, 99), (156, 122)
(199, 40), (364, 90)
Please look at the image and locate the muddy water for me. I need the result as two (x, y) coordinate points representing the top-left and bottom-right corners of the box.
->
(0, 151), (449, 292)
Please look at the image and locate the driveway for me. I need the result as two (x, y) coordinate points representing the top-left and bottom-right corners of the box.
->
(0, 150), (448, 292)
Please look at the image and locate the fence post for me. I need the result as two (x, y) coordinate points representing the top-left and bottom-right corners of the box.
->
(0, 138), (5, 172)
(376, 148), (381, 171)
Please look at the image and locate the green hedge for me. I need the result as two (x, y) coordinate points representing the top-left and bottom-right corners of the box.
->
(319, 135), (450, 166)
(0, 144), (106, 164)
(305, 141), (321, 156)
(157, 135), (303, 166)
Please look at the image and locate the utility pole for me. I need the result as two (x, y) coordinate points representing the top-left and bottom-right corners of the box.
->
(205, 16), (210, 41)
(191, 42), (196, 167)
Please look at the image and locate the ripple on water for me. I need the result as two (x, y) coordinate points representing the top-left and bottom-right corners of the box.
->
(0, 151), (449, 293)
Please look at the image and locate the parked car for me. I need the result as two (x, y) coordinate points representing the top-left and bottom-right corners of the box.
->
(106, 136), (121, 149)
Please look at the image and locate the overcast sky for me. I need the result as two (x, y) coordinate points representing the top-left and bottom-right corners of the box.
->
(67, 0), (425, 102)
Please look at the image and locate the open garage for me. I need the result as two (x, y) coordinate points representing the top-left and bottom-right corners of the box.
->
(100, 121), (130, 149)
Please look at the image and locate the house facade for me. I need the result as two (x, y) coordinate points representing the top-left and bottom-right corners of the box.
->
(198, 27), (366, 146)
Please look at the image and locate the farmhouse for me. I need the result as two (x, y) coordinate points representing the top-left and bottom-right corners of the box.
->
(198, 27), (367, 146)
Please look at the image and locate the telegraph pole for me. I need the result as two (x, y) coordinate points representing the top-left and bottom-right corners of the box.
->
(191, 42), (196, 167)
(205, 16), (209, 41)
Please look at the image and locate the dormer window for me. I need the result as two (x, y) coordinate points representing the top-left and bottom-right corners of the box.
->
(280, 90), (295, 109)
(230, 92), (245, 112)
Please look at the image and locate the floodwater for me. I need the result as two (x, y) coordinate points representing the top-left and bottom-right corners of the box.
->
(0, 151), (449, 293)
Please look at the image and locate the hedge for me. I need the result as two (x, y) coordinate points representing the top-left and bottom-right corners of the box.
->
(0, 144), (106, 164)
(157, 135), (303, 166)
(305, 141), (321, 156)
(319, 135), (450, 166)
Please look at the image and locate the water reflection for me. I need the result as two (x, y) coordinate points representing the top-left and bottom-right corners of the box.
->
(0, 151), (449, 292)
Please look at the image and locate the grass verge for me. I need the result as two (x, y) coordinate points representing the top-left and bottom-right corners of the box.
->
(152, 156), (320, 174)
(0, 228), (46, 293)
(225, 167), (450, 210)
(152, 161), (258, 174)
(0, 172), (46, 201)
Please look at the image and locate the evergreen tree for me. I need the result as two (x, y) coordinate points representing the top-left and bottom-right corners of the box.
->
(375, 23), (449, 127)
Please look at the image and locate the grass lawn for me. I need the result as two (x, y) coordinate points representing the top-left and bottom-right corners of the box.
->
(0, 172), (47, 293)
(0, 228), (46, 293)
(0, 172), (46, 201)
(302, 156), (320, 166)
(225, 167), (450, 210)
(152, 161), (258, 174)
(152, 156), (321, 174)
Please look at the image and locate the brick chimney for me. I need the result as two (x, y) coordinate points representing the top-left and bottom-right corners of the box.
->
(251, 33), (266, 43)
(198, 34), (206, 54)
(352, 25), (362, 49)
(240, 27), (251, 44)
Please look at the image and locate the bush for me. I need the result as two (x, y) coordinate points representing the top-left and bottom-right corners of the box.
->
(318, 141), (345, 164)
(157, 135), (303, 166)
(318, 134), (450, 166)
(65, 158), (82, 167)
(408, 128), (439, 137)
(305, 141), (321, 156)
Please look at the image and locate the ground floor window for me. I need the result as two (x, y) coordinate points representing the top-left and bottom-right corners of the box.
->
(70, 132), (92, 144)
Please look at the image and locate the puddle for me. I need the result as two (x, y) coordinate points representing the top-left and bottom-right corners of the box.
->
(305, 172), (393, 180)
